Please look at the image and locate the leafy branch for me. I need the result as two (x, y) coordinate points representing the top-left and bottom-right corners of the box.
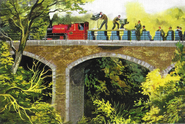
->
(0, 94), (33, 124)
(0, 60), (52, 124)
(0, 28), (16, 53)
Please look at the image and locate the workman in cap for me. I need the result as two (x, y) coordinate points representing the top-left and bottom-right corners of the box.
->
(112, 15), (121, 30)
(98, 12), (108, 30)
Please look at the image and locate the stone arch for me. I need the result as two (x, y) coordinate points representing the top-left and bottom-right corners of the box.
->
(161, 63), (176, 76)
(65, 52), (155, 122)
(10, 51), (57, 105)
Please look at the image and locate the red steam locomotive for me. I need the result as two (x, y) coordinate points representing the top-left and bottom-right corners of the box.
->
(46, 22), (89, 40)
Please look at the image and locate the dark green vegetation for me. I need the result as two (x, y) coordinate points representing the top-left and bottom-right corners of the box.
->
(0, 13), (49, 40)
(82, 57), (150, 123)
(52, 13), (92, 25)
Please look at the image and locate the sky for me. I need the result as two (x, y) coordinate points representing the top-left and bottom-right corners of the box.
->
(79, 0), (185, 19)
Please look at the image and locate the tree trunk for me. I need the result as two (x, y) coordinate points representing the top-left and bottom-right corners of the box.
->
(11, 30), (29, 74)
(11, 50), (23, 74)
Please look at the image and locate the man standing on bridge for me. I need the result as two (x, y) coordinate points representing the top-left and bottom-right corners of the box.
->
(98, 12), (108, 30)
(135, 20), (142, 40)
(112, 15), (121, 30)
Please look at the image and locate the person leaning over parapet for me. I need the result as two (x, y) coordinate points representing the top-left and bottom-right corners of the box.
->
(179, 27), (183, 41)
(112, 15), (120, 30)
(98, 12), (108, 30)
(157, 26), (165, 39)
(135, 20), (142, 40)
(167, 26), (173, 32)
(141, 25), (146, 37)
(142, 25), (146, 32)
(176, 26), (180, 32)
(175, 26), (183, 40)
(166, 26), (173, 38)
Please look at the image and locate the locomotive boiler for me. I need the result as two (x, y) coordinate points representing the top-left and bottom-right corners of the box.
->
(46, 21), (89, 40)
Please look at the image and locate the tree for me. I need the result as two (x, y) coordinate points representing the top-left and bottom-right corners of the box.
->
(0, 0), (93, 74)
(0, 40), (62, 124)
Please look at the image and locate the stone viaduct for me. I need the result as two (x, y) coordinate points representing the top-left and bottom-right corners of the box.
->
(10, 40), (182, 123)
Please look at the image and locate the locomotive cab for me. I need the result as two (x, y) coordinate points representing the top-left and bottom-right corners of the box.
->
(67, 22), (89, 40)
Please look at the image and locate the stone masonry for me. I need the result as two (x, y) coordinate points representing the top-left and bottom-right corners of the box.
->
(9, 40), (182, 123)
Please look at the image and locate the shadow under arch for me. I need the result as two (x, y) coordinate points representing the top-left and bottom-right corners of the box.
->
(10, 51), (57, 105)
(65, 52), (155, 123)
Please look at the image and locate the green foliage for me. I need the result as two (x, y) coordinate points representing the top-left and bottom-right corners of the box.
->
(52, 13), (92, 25)
(0, 0), (51, 40)
(77, 116), (89, 124)
(31, 102), (62, 124)
(172, 42), (185, 62)
(84, 57), (149, 123)
(125, 2), (185, 38)
(29, 16), (50, 40)
(141, 42), (185, 123)
(0, 41), (62, 124)
(0, 41), (14, 96)
(79, 99), (136, 124)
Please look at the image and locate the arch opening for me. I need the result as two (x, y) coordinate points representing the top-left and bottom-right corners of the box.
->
(84, 57), (150, 121)
(66, 53), (153, 123)
(11, 51), (56, 105)
(12, 54), (52, 103)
